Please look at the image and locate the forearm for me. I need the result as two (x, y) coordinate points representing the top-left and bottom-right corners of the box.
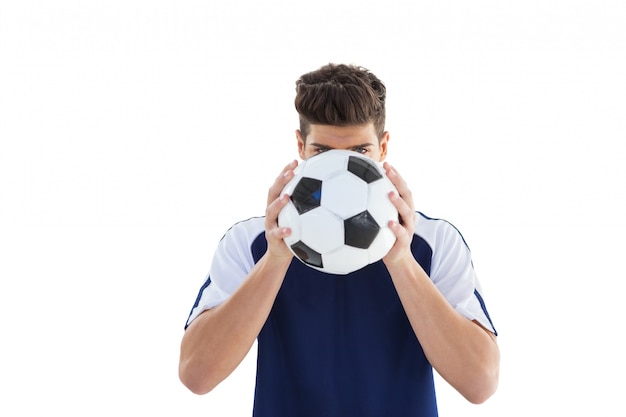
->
(386, 258), (500, 404)
(179, 254), (291, 395)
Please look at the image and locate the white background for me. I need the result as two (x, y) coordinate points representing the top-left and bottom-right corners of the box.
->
(1, 1), (625, 415)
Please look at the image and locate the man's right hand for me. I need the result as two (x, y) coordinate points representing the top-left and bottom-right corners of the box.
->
(264, 160), (298, 260)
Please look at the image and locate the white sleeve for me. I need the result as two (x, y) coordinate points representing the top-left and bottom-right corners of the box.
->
(419, 217), (497, 335)
(185, 218), (265, 328)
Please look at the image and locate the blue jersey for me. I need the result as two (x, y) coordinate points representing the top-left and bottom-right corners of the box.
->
(186, 213), (496, 417)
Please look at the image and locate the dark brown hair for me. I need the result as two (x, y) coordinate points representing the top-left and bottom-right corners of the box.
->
(295, 63), (386, 141)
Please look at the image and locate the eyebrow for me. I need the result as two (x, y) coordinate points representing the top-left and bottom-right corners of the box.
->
(309, 142), (375, 150)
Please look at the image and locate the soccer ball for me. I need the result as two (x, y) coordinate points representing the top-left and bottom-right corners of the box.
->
(278, 149), (398, 275)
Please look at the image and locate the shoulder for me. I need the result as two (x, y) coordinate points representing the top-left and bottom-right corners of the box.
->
(213, 216), (266, 273)
(219, 216), (266, 246)
(413, 211), (476, 287)
(207, 217), (266, 294)
(414, 211), (471, 253)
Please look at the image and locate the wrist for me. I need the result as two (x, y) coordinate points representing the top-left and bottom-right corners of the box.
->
(262, 250), (293, 271)
(384, 254), (427, 281)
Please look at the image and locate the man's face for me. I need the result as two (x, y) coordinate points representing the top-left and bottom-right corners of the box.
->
(297, 123), (389, 162)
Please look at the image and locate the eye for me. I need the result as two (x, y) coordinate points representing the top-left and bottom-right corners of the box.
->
(352, 146), (369, 154)
(314, 147), (331, 154)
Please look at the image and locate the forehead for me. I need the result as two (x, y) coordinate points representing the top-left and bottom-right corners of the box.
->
(305, 123), (378, 147)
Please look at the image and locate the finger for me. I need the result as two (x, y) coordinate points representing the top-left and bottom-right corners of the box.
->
(265, 193), (291, 228)
(388, 190), (415, 227)
(387, 218), (406, 240)
(265, 193), (293, 249)
(268, 225), (292, 241)
(384, 162), (414, 211)
(267, 160), (298, 205)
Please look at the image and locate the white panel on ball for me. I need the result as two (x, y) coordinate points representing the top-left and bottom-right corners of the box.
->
(299, 208), (344, 253)
(323, 246), (370, 275)
(366, 179), (398, 226)
(322, 173), (369, 219)
(301, 152), (348, 179)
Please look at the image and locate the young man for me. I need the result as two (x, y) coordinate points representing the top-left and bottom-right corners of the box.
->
(179, 64), (499, 416)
